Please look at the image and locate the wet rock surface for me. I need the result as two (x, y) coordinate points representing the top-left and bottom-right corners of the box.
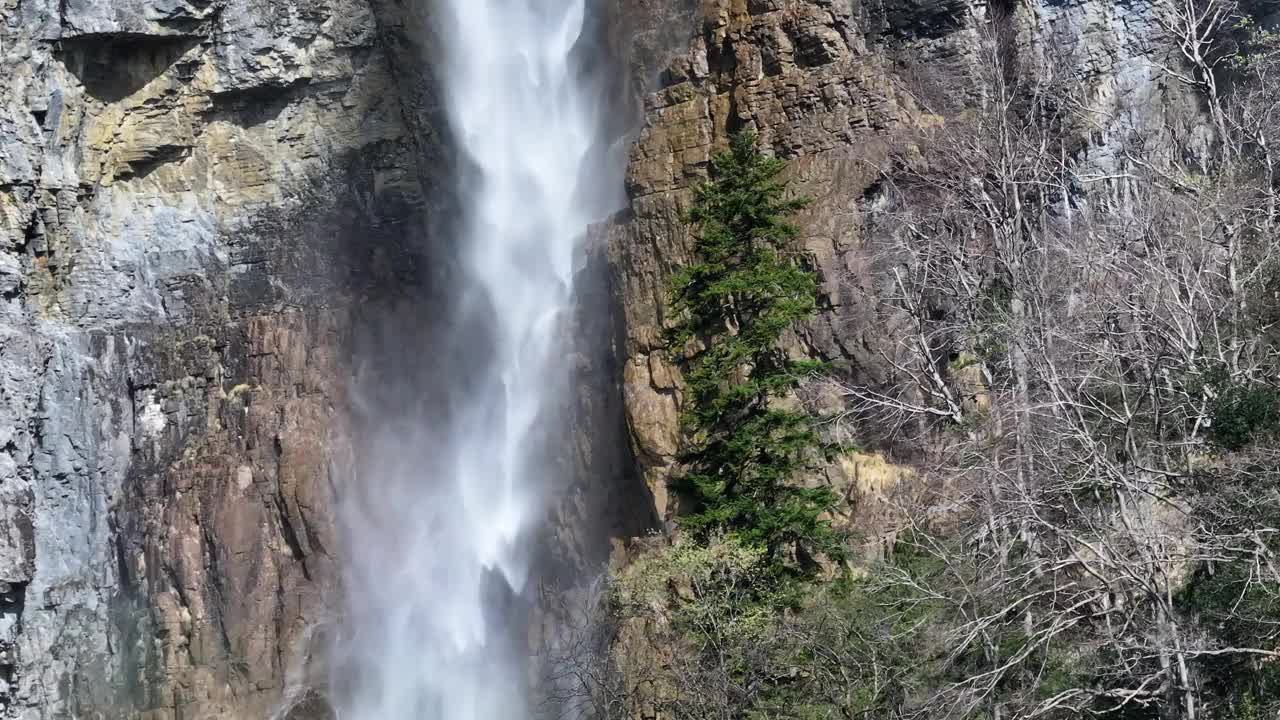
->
(0, 0), (431, 716)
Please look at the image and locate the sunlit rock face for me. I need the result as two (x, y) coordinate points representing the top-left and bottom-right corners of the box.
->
(608, 0), (1220, 522)
(3, 0), (641, 715)
(0, 0), (431, 716)
(0, 0), (1250, 717)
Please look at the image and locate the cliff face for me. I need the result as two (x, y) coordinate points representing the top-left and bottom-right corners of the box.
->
(0, 0), (1241, 717)
(611, 0), (1214, 521)
(0, 0), (435, 715)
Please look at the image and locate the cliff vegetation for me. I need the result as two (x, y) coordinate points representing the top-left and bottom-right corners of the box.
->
(559, 4), (1280, 719)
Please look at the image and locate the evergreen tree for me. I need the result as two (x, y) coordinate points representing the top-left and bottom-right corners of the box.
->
(666, 132), (837, 572)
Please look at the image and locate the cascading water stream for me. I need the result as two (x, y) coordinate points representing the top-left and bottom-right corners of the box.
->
(331, 1), (619, 718)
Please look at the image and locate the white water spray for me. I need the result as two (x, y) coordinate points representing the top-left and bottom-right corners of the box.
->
(331, 1), (618, 718)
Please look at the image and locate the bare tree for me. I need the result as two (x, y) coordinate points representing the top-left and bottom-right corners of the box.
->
(563, 5), (1279, 720)
(826, 3), (1280, 718)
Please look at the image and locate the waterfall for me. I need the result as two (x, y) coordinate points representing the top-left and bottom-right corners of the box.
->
(330, 1), (621, 718)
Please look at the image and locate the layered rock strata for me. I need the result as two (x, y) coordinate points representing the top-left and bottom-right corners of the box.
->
(0, 0), (1243, 717)
(611, 0), (1215, 521)
(0, 0), (431, 716)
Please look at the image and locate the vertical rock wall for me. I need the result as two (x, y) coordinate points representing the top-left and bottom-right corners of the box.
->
(610, 0), (1218, 522)
(0, 0), (1248, 716)
(0, 0), (436, 716)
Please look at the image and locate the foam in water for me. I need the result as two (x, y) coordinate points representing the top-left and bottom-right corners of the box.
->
(330, 1), (615, 718)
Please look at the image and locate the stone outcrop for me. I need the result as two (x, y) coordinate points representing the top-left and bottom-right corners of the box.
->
(0, 0), (432, 716)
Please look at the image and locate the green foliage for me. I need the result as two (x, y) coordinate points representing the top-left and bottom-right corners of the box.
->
(612, 538), (781, 645)
(1200, 366), (1280, 451)
(1172, 458), (1280, 718)
(1181, 558), (1280, 650)
(666, 132), (837, 571)
(968, 279), (1013, 363)
(1176, 558), (1280, 714)
(610, 536), (950, 720)
(1180, 496), (1280, 708)
(1225, 14), (1280, 72)
(1209, 382), (1280, 450)
(608, 537), (811, 719)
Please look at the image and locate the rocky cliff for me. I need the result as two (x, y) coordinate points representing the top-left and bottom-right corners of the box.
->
(603, 3), (1280, 718)
(0, 0), (1258, 717)
(0, 0), (437, 715)
(611, 0), (1218, 522)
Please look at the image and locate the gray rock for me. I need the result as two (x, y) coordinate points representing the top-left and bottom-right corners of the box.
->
(0, 0), (435, 715)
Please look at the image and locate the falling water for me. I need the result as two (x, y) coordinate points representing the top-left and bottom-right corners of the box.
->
(331, 0), (620, 718)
